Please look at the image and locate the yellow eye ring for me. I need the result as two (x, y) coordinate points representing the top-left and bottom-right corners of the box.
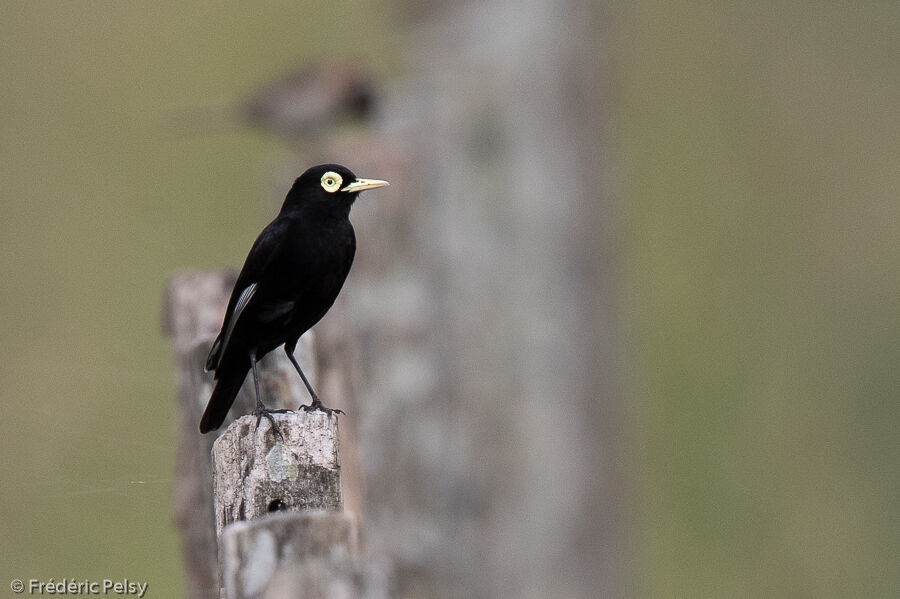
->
(320, 171), (343, 193)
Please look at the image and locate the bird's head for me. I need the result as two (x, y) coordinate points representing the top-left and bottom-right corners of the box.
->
(283, 163), (389, 213)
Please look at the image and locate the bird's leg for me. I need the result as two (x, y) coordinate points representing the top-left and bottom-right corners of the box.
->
(249, 348), (284, 440)
(284, 344), (344, 416)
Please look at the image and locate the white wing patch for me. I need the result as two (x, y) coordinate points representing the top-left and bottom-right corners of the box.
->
(216, 282), (257, 369)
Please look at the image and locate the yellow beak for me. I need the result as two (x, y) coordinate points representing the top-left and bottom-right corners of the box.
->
(341, 177), (390, 193)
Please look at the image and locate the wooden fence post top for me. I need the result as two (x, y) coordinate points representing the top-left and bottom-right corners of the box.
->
(212, 412), (342, 542)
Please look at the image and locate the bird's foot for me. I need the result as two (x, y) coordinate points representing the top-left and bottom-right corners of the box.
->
(300, 399), (344, 417)
(253, 405), (292, 441)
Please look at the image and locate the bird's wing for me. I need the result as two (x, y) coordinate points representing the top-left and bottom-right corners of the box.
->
(209, 282), (257, 370)
(206, 218), (291, 371)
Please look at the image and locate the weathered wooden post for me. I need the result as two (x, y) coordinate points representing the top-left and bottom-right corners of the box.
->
(211, 411), (360, 599)
(221, 511), (361, 599)
(213, 412), (342, 538)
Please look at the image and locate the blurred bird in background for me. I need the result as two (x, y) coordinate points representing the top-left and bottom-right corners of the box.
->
(168, 58), (376, 141)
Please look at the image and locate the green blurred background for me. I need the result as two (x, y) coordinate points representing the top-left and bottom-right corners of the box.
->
(0, 2), (392, 597)
(0, 2), (897, 597)
(621, 3), (899, 597)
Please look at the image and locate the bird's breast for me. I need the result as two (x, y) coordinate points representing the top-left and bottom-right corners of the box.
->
(282, 218), (355, 299)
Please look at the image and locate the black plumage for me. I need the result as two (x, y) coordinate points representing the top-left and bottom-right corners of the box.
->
(199, 164), (388, 434)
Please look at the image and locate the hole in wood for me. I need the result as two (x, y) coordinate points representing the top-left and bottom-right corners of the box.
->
(267, 499), (287, 513)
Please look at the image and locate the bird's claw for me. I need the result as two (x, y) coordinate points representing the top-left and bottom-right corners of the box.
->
(253, 406), (291, 441)
(300, 400), (344, 417)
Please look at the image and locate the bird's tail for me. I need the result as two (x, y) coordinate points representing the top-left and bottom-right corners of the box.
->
(199, 363), (249, 433)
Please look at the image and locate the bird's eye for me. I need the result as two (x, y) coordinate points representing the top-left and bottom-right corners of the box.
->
(320, 172), (343, 193)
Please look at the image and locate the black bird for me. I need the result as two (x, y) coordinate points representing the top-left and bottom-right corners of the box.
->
(199, 164), (389, 434)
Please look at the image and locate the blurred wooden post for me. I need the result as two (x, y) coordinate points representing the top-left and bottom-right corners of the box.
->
(309, 2), (622, 597)
(212, 0), (624, 592)
(163, 270), (318, 599)
(163, 271), (235, 599)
